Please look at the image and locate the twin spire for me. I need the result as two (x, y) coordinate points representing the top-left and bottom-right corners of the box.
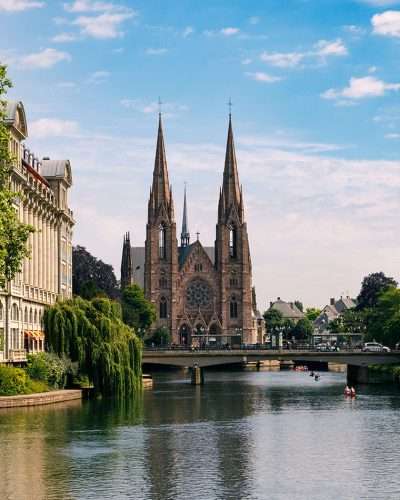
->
(150, 110), (243, 243)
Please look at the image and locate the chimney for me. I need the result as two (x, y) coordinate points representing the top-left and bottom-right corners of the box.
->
(330, 298), (335, 306)
(277, 297), (281, 301)
(42, 157), (50, 160)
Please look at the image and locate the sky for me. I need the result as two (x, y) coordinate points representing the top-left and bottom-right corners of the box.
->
(1, 0), (400, 310)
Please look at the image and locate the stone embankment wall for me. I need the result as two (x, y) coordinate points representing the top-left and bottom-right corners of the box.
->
(0, 389), (82, 409)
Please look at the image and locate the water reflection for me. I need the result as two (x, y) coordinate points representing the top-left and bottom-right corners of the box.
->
(0, 370), (400, 500)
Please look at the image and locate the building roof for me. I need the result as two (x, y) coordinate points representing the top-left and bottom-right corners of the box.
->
(41, 159), (72, 186)
(3, 100), (27, 138)
(269, 298), (305, 320)
(313, 296), (357, 332)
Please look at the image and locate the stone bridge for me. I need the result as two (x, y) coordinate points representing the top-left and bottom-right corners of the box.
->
(142, 349), (400, 384)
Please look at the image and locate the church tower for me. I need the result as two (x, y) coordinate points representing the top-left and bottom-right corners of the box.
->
(144, 114), (179, 333)
(215, 114), (254, 344)
(181, 184), (190, 247)
(120, 232), (133, 290)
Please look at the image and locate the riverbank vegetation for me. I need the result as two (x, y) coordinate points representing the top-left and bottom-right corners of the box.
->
(44, 296), (142, 396)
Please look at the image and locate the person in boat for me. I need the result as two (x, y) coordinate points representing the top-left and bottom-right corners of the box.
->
(344, 385), (351, 396)
(310, 371), (314, 377)
(350, 386), (356, 397)
(314, 373), (320, 381)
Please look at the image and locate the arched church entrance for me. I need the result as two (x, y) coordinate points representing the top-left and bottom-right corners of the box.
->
(179, 324), (191, 346)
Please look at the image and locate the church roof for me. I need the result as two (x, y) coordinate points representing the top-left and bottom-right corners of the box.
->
(178, 242), (214, 267)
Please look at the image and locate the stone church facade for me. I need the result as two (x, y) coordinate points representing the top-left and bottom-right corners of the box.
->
(121, 114), (262, 346)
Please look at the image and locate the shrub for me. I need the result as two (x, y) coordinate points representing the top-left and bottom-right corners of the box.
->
(26, 352), (71, 389)
(0, 365), (49, 396)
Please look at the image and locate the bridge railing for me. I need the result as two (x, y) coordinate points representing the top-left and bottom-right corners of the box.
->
(143, 345), (360, 353)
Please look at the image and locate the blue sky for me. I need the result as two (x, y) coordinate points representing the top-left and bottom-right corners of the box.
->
(2, 0), (400, 309)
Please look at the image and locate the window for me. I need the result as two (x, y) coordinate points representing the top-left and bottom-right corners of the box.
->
(194, 263), (203, 272)
(12, 304), (19, 321)
(34, 310), (38, 324)
(159, 277), (167, 289)
(229, 225), (237, 258)
(159, 224), (166, 259)
(230, 296), (238, 319)
(29, 308), (33, 323)
(230, 278), (238, 287)
(24, 307), (28, 323)
(159, 296), (168, 319)
(0, 302), (3, 321)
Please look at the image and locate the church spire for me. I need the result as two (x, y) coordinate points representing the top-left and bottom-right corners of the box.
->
(150, 113), (171, 217)
(222, 113), (241, 212)
(120, 232), (133, 290)
(181, 183), (190, 247)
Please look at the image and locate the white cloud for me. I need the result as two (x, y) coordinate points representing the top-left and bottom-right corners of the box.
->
(260, 51), (304, 68)
(120, 99), (188, 117)
(322, 76), (400, 101)
(314, 39), (348, 57)
(245, 72), (282, 83)
(372, 10), (400, 37)
(182, 26), (194, 38)
(220, 27), (240, 36)
(73, 10), (135, 38)
(0, 0), (44, 11)
(30, 118), (79, 139)
(52, 32), (78, 43)
(86, 70), (110, 84)
(248, 16), (260, 25)
(385, 132), (400, 138)
(57, 81), (77, 88)
(145, 48), (168, 55)
(20, 48), (71, 69)
(342, 24), (366, 36)
(260, 39), (347, 69)
(241, 58), (252, 65)
(64, 0), (122, 12)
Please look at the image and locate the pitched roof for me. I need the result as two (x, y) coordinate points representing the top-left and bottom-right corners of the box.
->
(269, 299), (305, 320)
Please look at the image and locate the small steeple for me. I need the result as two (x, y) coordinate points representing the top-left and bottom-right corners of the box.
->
(149, 113), (171, 217)
(181, 183), (190, 247)
(222, 113), (241, 212)
(120, 232), (133, 290)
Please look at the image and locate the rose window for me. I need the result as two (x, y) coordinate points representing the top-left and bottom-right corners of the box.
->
(186, 280), (212, 308)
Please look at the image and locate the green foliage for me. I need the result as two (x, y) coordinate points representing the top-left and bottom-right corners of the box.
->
(72, 245), (119, 299)
(357, 272), (397, 311)
(263, 308), (284, 333)
(146, 326), (171, 347)
(365, 286), (400, 347)
(294, 300), (303, 312)
(0, 365), (48, 396)
(292, 318), (313, 340)
(0, 64), (34, 287)
(305, 307), (321, 322)
(121, 284), (156, 337)
(26, 352), (72, 389)
(43, 296), (143, 396)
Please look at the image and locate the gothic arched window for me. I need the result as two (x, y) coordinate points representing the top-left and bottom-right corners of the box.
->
(159, 224), (166, 259)
(230, 295), (238, 319)
(160, 296), (168, 319)
(229, 225), (237, 259)
(159, 277), (167, 289)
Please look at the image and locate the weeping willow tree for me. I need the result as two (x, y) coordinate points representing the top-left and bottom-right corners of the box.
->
(43, 297), (142, 396)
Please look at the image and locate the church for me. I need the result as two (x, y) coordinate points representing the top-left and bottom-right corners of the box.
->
(121, 113), (264, 346)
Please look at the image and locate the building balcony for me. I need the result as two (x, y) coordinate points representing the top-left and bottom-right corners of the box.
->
(9, 349), (27, 362)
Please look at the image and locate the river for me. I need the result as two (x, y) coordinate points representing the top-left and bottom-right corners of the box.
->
(1, 369), (400, 500)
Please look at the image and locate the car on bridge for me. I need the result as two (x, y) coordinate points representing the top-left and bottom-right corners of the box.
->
(362, 342), (390, 353)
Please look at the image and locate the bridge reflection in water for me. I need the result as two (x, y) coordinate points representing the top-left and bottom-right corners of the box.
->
(143, 348), (400, 385)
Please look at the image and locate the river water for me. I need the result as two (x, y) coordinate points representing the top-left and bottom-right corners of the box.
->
(1, 369), (400, 500)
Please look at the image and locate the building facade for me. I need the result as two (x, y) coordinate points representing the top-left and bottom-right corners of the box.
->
(122, 114), (260, 346)
(0, 101), (74, 362)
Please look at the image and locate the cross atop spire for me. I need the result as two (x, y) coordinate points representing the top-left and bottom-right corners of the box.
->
(181, 182), (190, 247)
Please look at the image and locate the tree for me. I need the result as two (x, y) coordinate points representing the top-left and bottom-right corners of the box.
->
(121, 284), (156, 337)
(292, 318), (313, 340)
(305, 308), (321, 322)
(366, 286), (400, 347)
(263, 308), (283, 334)
(294, 300), (303, 312)
(0, 64), (34, 288)
(146, 326), (171, 347)
(72, 245), (119, 299)
(357, 272), (397, 311)
(44, 296), (142, 396)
